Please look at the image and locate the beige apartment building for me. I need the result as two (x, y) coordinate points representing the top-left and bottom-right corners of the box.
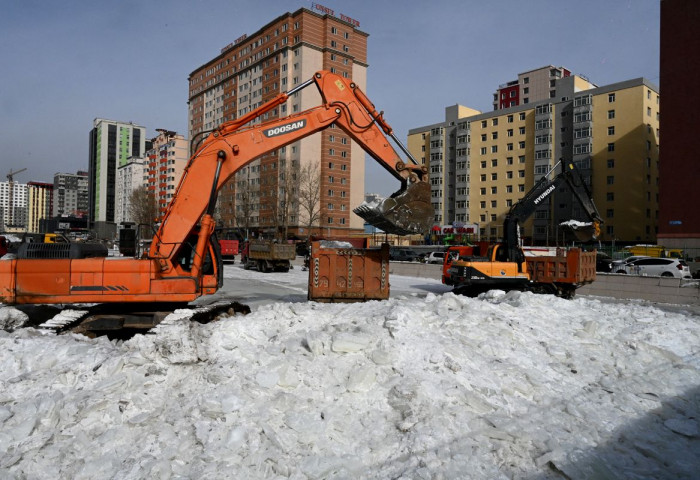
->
(188, 7), (368, 238)
(409, 70), (659, 245)
(26, 182), (53, 233)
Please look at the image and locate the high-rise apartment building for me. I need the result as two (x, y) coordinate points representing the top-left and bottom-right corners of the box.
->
(53, 171), (88, 218)
(144, 129), (189, 217)
(26, 182), (53, 233)
(409, 71), (659, 244)
(115, 158), (146, 225)
(0, 181), (28, 232)
(187, 6), (368, 237)
(88, 118), (146, 236)
(493, 66), (573, 110)
(659, 0), (699, 251)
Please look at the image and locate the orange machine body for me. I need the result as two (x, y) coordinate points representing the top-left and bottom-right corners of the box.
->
(0, 71), (430, 305)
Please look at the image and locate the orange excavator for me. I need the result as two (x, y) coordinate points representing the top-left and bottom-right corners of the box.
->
(0, 71), (432, 322)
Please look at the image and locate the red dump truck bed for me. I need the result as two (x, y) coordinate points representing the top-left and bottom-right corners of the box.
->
(526, 248), (597, 286)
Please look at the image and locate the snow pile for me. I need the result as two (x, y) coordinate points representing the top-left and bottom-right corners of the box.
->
(1, 291), (699, 478)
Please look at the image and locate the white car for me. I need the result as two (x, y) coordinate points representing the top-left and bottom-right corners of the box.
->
(619, 257), (692, 278)
(425, 251), (446, 264)
(612, 256), (650, 273)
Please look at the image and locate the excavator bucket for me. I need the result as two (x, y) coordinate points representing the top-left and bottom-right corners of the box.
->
(354, 181), (432, 235)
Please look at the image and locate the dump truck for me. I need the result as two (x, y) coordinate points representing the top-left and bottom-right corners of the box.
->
(242, 240), (297, 272)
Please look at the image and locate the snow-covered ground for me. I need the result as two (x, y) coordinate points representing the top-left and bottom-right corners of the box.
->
(1, 266), (699, 479)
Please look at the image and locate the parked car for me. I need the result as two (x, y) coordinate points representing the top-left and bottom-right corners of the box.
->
(612, 256), (650, 273)
(617, 257), (692, 278)
(389, 248), (421, 262)
(425, 251), (446, 264)
(596, 252), (614, 272)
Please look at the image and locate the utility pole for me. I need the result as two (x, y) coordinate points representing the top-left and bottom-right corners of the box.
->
(6, 168), (27, 228)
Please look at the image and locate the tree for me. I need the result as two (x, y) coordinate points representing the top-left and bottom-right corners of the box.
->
(129, 186), (157, 239)
(297, 162), (321, 239)
(234, 170), (256, 239)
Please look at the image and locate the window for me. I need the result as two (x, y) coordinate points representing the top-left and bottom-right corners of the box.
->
(607, 192), (614, 201)
(481, 160), (487, 168)
(607, 143), (615, 152)
(607, 176), (614, 185)
(608, 126), (615, 135)
(491, 145), (498, 153)
(606, 209), (614, 218)
(507, 157), (514, 165)
(491, 186), (497, 194)
(608, 93), (616, 102)
(491, 173), (497, 180)
(481, 134), (487, 141)
(608, 110), (615, 119)
(492, 118), (498, 126)
(507, 115), (513, 123)
(480, 174), (486, 182)
(507, 129), (513, 137)
(647, 107), (652, 117)
(481, 120), (487, 128)
(491, 159), (498, 167)
(607, 159), (615, 168)
(492, 132), (498, 140)
(519, 112), (526, 121)
(518, 170), (525, 178)
(518, 141), (525, 149)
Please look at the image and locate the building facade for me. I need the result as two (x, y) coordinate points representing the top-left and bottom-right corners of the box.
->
(409, 71), (660, 245)
(26, 182), (54, 233)
(658, 0), (700, 250)
(0, 181), (28, 232)
(493, 66), (573, 110)
(187, 6), (368, 238)
(53, 171), (88, 218)
(88, 118), (147, 233)
(144, 129), (189, 218)
(115, 158), (146, 225)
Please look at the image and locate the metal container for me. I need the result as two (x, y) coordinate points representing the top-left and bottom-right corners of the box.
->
(308, 241), (390, 302)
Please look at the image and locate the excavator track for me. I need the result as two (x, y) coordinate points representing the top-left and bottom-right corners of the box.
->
(21, 301), (251, 339)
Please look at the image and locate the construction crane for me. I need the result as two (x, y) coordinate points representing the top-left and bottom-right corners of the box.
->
(6, 168), (27, 228)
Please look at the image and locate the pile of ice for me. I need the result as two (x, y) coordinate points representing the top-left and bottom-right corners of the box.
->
(1, 291), (699, 479)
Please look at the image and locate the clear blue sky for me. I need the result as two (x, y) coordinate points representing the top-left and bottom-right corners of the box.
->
(0, 0), (659, 195)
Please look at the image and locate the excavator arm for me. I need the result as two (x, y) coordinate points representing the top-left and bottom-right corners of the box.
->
(0, 71), (432, 306)
(502, 161), (603, 262)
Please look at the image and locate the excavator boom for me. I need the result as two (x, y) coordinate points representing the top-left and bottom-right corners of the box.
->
(0, 71), (432, 306)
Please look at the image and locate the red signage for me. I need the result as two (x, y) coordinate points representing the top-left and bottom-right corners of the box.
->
(311, 2), (360, 27)
(312, 2), (334, 15)
(340, 14), (360, 27)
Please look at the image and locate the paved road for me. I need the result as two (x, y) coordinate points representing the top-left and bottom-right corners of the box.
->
(194, 258), (451, 311)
